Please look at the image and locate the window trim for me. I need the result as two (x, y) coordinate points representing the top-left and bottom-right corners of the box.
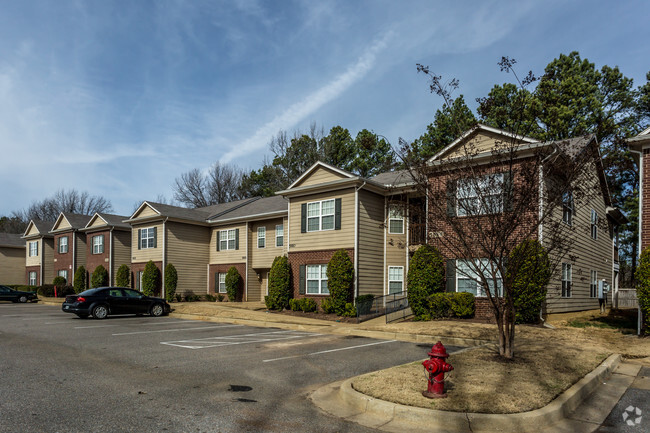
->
(275, 224), (284, 247)
(388, 205), (404, 234)
(306, 199), (335, 232)
(29, 241), (38, 257)
(562, 262), (572, 298)
(388, 266), (404, 294)
(58, 270), (68, 283)
(218, 273), (227, 294)
(58, 236), (69, 254)
(140, 227), (155, 249)
(455, 173), (505, 217)
(219, 229), (237, 251)
(29, 271), (37, 285)
(306, 264), (329, 295)
(591, 209), (598, 240)
(455, 259), (503, 297)
(590, 270), (598, 298)
(257, 226), (266, 249)
(92, 234), (105, 254)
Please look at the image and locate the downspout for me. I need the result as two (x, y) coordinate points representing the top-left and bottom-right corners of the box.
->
(354, 182), (366, 299)
(40, 239), (44, 286)
(109, 227), (114, 285)
(245, 221), (249, 302)
(630, 148), (643, 254)
(162, 217), (168, 299)
(384, 196), (387, 297)
(72, 231), (76, 282)
(539, 144), (559, 323)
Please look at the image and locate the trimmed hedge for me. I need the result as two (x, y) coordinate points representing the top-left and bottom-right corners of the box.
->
(636, 247), (650, 335)
(355, 294), (375, 315)
(320, 297), (336, 314)
(142, 261), (160, 296)
(53, 276), (66, 289)
(288, 298), (317, 312)
(37, 284), (74, 297)
(326, 249), (354, 315)
(407, 245), (445, 320)
(506, 239), (551, 324)
(164, 263), (178, 302)
(116, 264), (130, 288)
(266, 256), (292, 310)
(225, 267), (241, 302)
(424, 292), (475, 320)
(91, 265), (109, 288)
(74, 265), (87, 293)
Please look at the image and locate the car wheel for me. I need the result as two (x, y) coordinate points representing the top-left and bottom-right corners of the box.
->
(18, 295), (28, 303)
(150, 303), (164, 317)
(92, 305), (108, 320)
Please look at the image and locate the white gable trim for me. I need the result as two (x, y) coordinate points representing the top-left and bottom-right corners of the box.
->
(428, 123), (538, 162)
(51, 212), (69, 232)
(83, 213), (109, 229)
(129, 201), (162, 220)
(287, 161), (356, 190)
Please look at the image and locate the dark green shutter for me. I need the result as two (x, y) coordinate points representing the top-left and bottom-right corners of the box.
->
(235, 229), (239, 250)
(216, 231), (220, 251)
(335, 198), (342, 230)
(215, 273), (219, 292)
(299, 265), (306, 295)
(137, 229), (141, 250)
(446, 260), (456, 292)
(153, 227), (157, 248)
(301, 204), (307, 233)
(446, 179), (457, 217)
(503, 171), (512, 212)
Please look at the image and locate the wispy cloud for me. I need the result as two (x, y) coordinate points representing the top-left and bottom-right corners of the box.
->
(221, 31), (394, 162)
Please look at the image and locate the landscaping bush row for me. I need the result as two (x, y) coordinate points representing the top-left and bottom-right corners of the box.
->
(423, 292), (475, 320)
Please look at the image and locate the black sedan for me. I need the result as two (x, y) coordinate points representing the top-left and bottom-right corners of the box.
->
(0, 285), (38, 303)
(62, 287), (170, 319)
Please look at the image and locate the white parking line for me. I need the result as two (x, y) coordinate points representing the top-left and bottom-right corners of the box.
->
(74, 324), (117, 329)
(112, 324), (243, 336)
(44, 321), (78, 324)
(262, 340), (397, 363)
(161, 330), (319, 349)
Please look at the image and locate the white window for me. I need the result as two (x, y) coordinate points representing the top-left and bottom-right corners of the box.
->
(58, 270), (68, 283)
(388, 266), (404, 294)
(388, 205), (404, 234)
(218, 273), (227, 293)
(92, 235), (104, 254)
(562, 263), (572, 298)
(219, 229), (236, 250)
(456, 174), (504, 216)
(456, 259), (503, 297)
(58, 236), (68, 254)
(306, 264), (328, 294)
(591, 209), (598, 240)
(140, 227), (155, 249)
(257, 226), (266, 248)
(307, 199), (335, 232)
(275, 224), (284, 247)
(590, 270), (598, 298)
(29, 241), (38, 257)
(562, 192), (573, 226)
(29, 271), (37, 285)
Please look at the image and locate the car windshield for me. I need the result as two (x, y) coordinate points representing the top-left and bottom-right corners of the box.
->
(78, 288), (104, 296)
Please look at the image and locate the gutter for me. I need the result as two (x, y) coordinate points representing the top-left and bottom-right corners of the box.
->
(162, 217), (169, 299)
(354, 182), (366, 299)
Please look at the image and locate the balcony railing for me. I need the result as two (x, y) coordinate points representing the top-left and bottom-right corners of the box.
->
(409, 223), (427, 245)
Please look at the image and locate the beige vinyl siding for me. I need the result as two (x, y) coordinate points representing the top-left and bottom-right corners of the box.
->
(87, 217), (107, 229)
(357, 190), (385, 297)
(289, 189), (355, 252)
(543, 162), (613, 313)
(74, 233), (87, 270)
(25, 224), (40, 237)
(442, 130), (528, 160)
(42, 238), (54, 283)
(293, 166), (349, 188)
(209, 223), (247, 264)
(0, 247), (26, 284)
(26, 241), (41, 266)
(246, 267), (262, 302)
(166, 222), (210, 296)
(250, 218), (284, 269)
(112, 230), (132, 284)
(131, 222), (164, 263)
(385, 198), (408, 296)
(53, 217), (72, 231)
(133, 204), (159, 219)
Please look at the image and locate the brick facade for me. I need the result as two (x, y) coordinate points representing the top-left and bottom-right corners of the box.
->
(642, 149), (650, 251)
(208, 263), (246, 301)
(288, 248), (354, 301)
(26, 265), (40, 285)
(474, 298), (497, 322)
(53, 232), (74, 284)
(131, 261), (162, 295)
(86, 230), (111, 279)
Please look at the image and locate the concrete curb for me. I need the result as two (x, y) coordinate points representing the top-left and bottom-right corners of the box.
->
(312, 353), (621, 433)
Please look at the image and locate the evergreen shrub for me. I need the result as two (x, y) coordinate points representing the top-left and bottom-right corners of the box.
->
(506, 239), (551, 324)
(326, 250), (354, 315)
(73, 265), (87, 293)
(407, 245), (445, 320)
(91, 265), (109, 288)
(267, 256), (291, 310)
(635, 247), (650, 335)
(225, 267), (241, 302)
(164, 263), (178, 302)
(116, 264), (130, 287)
(142, 261), (160, 296)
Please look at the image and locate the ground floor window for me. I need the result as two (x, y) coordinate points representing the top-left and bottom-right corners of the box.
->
(388, 266), (403, 294)
(217, 273), (227, 293)
(456, 259), (502, 297)
(58, 270), (68, 283)
(307, 264), (328, 294)
(562, 263), (572, 298)
(29, 271), (37, 286)
(590, 270), (598, 298)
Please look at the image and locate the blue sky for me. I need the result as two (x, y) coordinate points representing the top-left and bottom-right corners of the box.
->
(1, 0), (648, 218)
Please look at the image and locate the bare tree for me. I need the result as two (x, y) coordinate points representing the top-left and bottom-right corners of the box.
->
(173, 162), (243, 208)
(16, 189), (113, 222)
(401, 60), (609, 359)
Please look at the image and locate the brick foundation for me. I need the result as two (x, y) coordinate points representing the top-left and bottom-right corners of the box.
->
(208, 263), (246, 301)
(474, 297), (497, 322)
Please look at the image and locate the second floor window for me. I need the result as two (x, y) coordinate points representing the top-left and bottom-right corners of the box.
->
(93, 235), (105, 254)
(29, 241), (38, 257)
(456, 174), (504, 216)
(140, 227), (156, 249)
(307, 199), (335, 232)
(388, 205), (404, 234)
(591, 209), (598, 240)
(562, 192), (574, 226)
(58, 236), (68, 254)
(219, 229), (237, 250)
(257, 227), (266, 248)
(276, 225), (284, 247)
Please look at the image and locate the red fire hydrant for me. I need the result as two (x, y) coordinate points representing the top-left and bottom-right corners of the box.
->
(422, 341), (453, 399)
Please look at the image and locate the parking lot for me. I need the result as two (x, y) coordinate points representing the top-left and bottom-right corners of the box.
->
(1, 303), (463, 432)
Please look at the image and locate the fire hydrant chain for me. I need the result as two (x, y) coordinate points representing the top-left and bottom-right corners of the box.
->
(421, 341), (453, 399)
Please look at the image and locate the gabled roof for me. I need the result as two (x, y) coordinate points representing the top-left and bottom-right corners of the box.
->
(82, 212), (131, 231)
(429, 123), (538, 161)
(0, 233), (26, 248)
(207, 196), (288, 224)
(126, 197), (260, 225)
(22, 219), (55, 239)
(370, 169), (417, 188)
(287, 161), (357, 190)
(628, 126), (650, 151)
(50, 212), (92, 233)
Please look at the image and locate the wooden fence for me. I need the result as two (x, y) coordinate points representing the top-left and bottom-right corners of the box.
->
(614, 289), (638, 309)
